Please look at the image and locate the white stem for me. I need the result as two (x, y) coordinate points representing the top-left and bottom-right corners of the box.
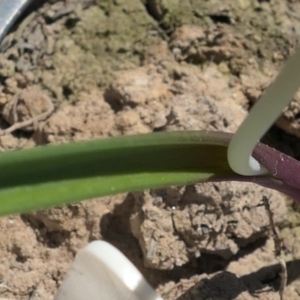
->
(228, 47), (300, 176)
(55, 241), (163, 300)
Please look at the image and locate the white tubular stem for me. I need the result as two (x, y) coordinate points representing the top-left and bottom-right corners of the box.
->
(228, 47), (300, 176)
(55, 241), (163, 300)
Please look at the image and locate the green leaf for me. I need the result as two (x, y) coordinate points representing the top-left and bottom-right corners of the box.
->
(0, 131), (234, 216)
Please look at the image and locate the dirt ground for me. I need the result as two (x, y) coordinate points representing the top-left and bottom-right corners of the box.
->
(0, 0), (300, 299)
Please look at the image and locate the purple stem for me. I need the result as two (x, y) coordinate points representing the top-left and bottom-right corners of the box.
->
(207, 132), (300, 202)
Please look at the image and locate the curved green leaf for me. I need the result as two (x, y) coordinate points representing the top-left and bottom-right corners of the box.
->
(0, 131), (234, 216)
(1, 130), (299, 217)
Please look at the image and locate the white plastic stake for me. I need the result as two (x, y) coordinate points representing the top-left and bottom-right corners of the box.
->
(228, 48), (300, 176)
(55, 241), (163, 300)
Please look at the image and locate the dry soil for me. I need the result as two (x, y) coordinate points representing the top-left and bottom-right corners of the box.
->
(0, 0), (300, 299)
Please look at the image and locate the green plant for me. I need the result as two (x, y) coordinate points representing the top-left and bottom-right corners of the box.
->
(0, 50), (300, 215)
(0, 128), (298, 217)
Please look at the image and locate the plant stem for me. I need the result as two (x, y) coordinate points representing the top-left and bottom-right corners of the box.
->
(228, 47), (300, 176)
